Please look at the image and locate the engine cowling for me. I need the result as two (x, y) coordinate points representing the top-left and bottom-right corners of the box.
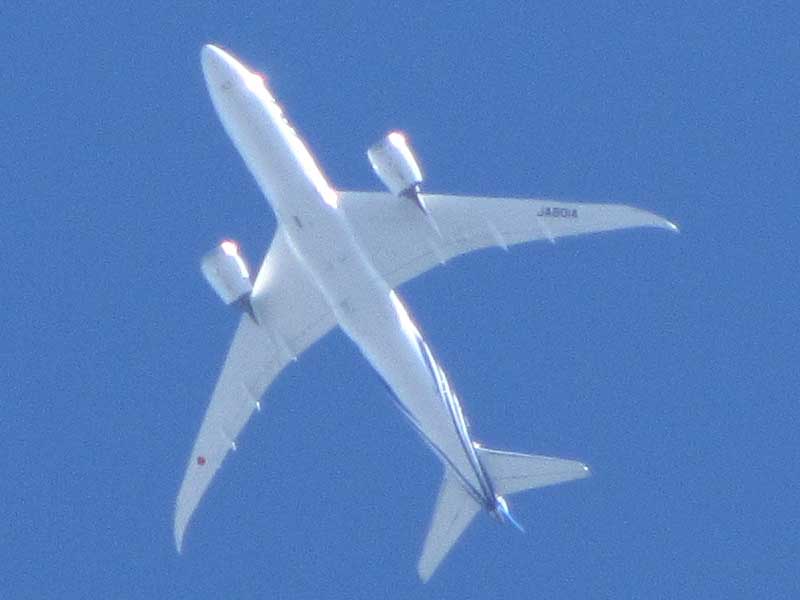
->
(201, 240), (253, 306)
(367, 131), (424, 198)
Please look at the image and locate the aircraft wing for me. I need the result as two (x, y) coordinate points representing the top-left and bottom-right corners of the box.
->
(341, 192), (677, 288)
(174, 228), (336, 550)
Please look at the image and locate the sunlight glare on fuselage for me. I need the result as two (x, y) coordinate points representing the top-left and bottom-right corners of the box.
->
(389, 290), (423, 342)
(244, 70), (267, 94)
(240, 63), (338, 210)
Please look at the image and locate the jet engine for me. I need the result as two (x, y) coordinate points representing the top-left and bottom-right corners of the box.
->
(201, 240), (253, 307)
(367, 131), (424, 200)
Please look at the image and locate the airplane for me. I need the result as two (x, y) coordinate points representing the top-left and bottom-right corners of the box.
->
(175, 43), (678, 582)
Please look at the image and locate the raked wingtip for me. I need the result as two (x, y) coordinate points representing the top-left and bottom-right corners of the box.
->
(174, 526), (183, 554)
(174, 509), (187, 555)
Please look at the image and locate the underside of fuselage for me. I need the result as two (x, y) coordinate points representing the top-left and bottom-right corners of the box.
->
(203, 44), (495, 506)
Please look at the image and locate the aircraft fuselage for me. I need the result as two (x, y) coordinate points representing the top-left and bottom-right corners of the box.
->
(201, 45), (498, 507)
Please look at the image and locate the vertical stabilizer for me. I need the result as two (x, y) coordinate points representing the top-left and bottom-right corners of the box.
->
(417, 468), (480, 582)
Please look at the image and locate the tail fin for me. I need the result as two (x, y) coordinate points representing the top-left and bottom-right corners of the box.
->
(418, 468), (480, 582)
(417, 448), (590, 582)
(475, 446), (590, 496)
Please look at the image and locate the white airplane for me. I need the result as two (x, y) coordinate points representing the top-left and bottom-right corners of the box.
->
(175, 44), (677, 581)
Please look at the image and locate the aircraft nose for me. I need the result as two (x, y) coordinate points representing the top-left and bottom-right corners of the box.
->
(201, 43), (267, 98)
(201, 44), (242, 90)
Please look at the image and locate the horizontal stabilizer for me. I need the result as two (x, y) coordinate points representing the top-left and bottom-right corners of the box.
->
(418, 468), (480, 583)
(476, 447), (590, 496)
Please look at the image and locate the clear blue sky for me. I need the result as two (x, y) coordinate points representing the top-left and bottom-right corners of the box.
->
(2, 3), (798, 598)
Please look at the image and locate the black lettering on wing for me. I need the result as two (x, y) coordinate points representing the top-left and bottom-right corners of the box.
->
(537, 206), (578, 218)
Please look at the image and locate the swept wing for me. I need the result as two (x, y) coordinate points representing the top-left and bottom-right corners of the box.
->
(341, 192), (677, 288)
(174, 228), (335, 550)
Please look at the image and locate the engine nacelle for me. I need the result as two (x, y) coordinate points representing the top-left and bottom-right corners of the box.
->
(367, 131), (424, 198)
(201, 240), (253, 306)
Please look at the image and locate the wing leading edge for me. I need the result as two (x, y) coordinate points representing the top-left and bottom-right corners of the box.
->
(341, 191), (678, 288)
(174, 228), (336, 551)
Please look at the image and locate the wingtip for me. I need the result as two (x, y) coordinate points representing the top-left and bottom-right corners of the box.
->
(417, 565), (433, 584)
(630, 205), (680, 234)
(174, 525), (185, 554)
(174, 503), (189, 555)
(650, 214), (680, 234)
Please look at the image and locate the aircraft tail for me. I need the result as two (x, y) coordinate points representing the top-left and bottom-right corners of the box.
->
(417, 447), (589, 582)
(418, 468), (481, 582)
(474, 446), (590, 496)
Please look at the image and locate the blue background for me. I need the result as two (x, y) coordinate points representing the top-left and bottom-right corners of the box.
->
(3, 2), (798, 598)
